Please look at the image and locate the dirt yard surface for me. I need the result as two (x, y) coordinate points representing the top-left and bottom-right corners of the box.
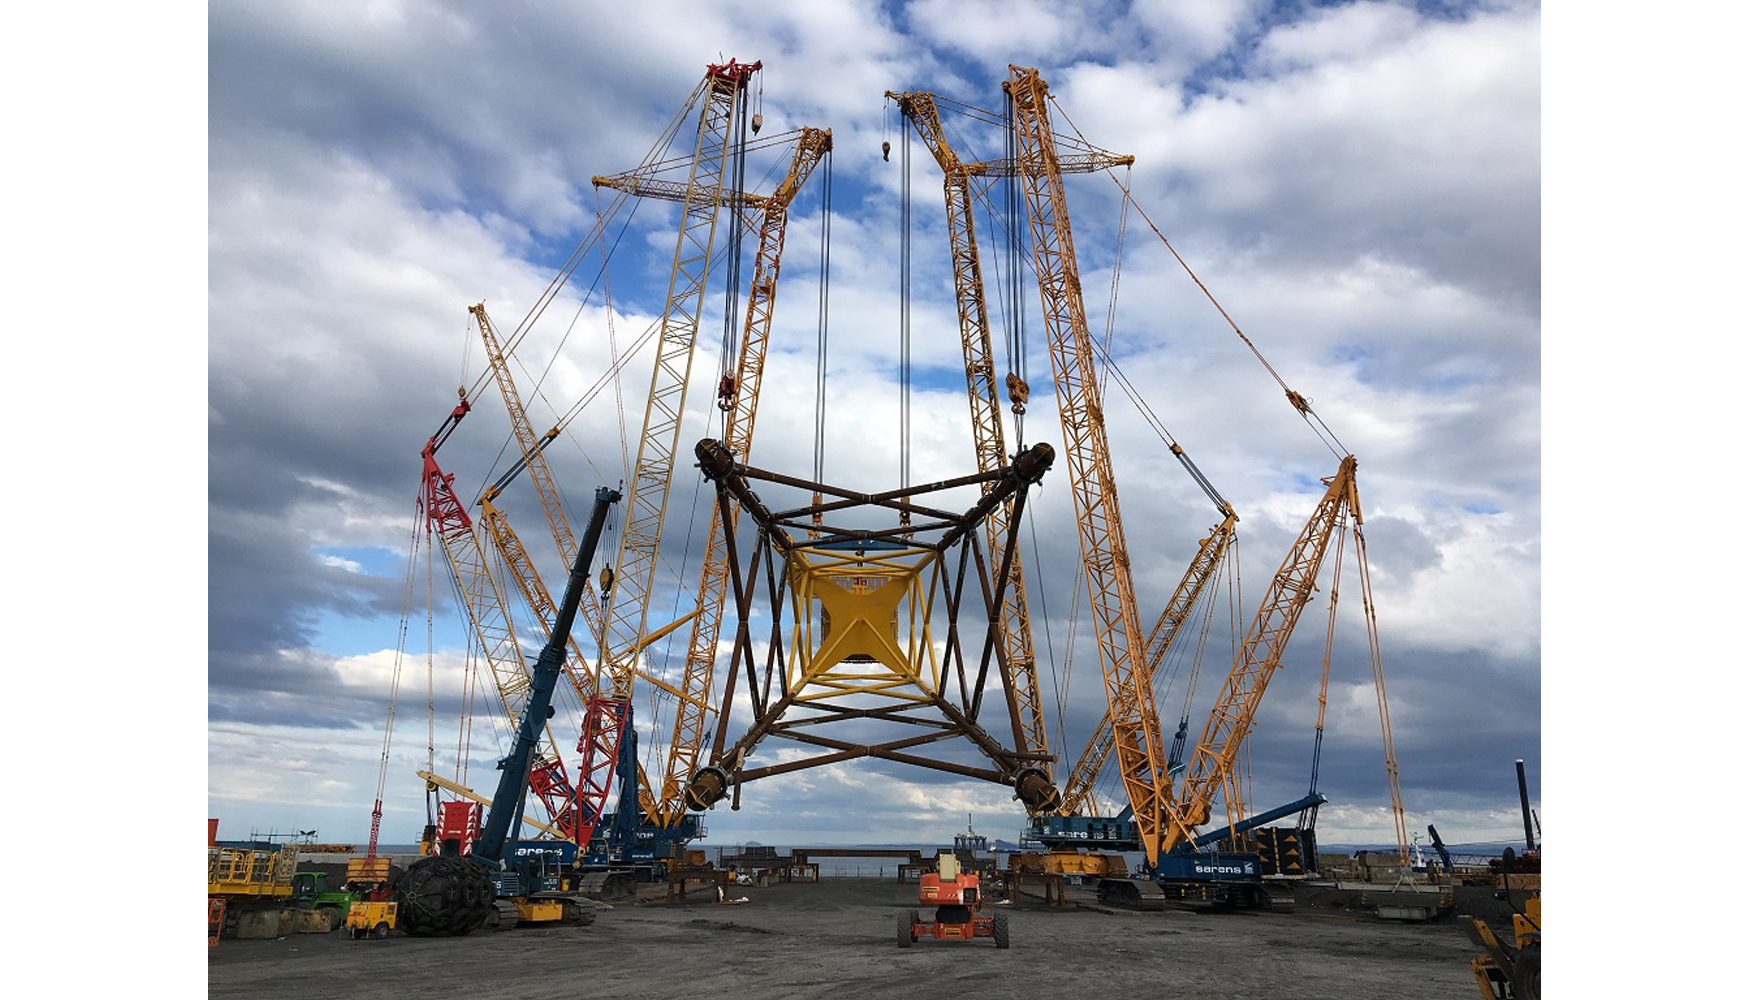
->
(209, 878), (1501, 999)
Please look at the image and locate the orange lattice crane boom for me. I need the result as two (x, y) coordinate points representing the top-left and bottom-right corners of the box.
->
(888, 90), (1054, 804)
(1168, 456), (1361, 853)
(1004, 65), (1181, 862)
(655, 127), (831, 826)
(1057, 510), (1238, 818)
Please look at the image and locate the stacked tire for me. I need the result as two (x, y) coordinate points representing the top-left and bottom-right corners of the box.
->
(395, 856), (494, 936)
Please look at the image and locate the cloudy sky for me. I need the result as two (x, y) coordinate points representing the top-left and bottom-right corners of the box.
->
(193, 0), (1558, 853)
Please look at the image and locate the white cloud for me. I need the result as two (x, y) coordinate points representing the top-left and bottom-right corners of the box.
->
(209, 0), (1541, 850)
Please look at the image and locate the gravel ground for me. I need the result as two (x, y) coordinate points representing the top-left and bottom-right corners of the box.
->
(208, 877), (1500, 999)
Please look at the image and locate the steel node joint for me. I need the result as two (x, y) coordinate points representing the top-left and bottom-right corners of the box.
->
(1009, 441), (1055, 486)
(684, 764), (731, 811)
(1012, 766), (1062, 814)
(695, 437), (737, 480)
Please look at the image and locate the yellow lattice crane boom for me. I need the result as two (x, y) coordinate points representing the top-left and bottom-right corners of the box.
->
(654, 127), (832, 826)
(470, 304), (605, 689)
(1057, 509), (1238, 817)
(592, 60), (758, 716)
(1005, 65), (1181, 862)
(889, 90), (1053, 802)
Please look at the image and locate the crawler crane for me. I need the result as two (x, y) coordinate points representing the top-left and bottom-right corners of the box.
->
(1002, 65), (1180, 861)
(415, 397), (584, 840)
(888, 89), (1133, 804)
(1003, 67), (1398, 908)
(395, 486), (621, 936)
(1028, 458), (1362, 907)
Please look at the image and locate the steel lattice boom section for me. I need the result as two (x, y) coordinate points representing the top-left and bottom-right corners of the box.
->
(890, 91), (1053, 801)
(1006, 65), (1178, 862)
(655, 128), (832, 826)
(597, 63), (750, 723)
(471, 302), (623, 839)
(1171, 456), (1359, 850)
(419, 408), (578, 837)
(1058, 511), (1238, 817)
(469, 304), (605, 679)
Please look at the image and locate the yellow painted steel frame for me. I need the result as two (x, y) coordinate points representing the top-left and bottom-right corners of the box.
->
(784, 542), (943, 702)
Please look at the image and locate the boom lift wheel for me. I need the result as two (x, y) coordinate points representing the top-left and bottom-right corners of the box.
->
(1511, 944), (1540, 1000)
(897, 913), (914, 948)
(993, 912), (1010, 949)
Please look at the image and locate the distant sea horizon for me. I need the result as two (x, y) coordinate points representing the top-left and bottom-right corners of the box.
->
(330, 838), (1532, 862)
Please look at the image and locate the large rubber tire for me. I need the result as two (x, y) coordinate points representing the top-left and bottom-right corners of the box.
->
(993, 912), (1010, 949)
(396, 856), (492, 937)
(897, 913), (913, 948)
(1510, 943), (1540, 1000)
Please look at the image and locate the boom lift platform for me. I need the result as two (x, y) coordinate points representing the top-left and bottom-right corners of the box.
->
(898, 852), (1010, 948)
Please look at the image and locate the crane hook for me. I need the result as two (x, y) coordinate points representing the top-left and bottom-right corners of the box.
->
(881, 140), (891, 162)
(1005, 372), (1030, 415)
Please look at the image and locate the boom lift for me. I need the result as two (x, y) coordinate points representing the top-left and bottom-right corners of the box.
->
(898, 851), (1010, 949)
(394, 486), (621, 936)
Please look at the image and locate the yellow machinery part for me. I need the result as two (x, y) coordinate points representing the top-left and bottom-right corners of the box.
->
(208, 845), (296, 898)
(345, 901), (398, 940)
(513, 898), (569, 923)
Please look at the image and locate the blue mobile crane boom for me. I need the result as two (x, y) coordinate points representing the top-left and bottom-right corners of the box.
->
(394, 486), (621, 936)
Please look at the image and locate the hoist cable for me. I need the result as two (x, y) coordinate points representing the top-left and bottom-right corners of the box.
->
(814, 149), (833, 482)
(903, 125), (913, 488)
(717, 89), (752, 439)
